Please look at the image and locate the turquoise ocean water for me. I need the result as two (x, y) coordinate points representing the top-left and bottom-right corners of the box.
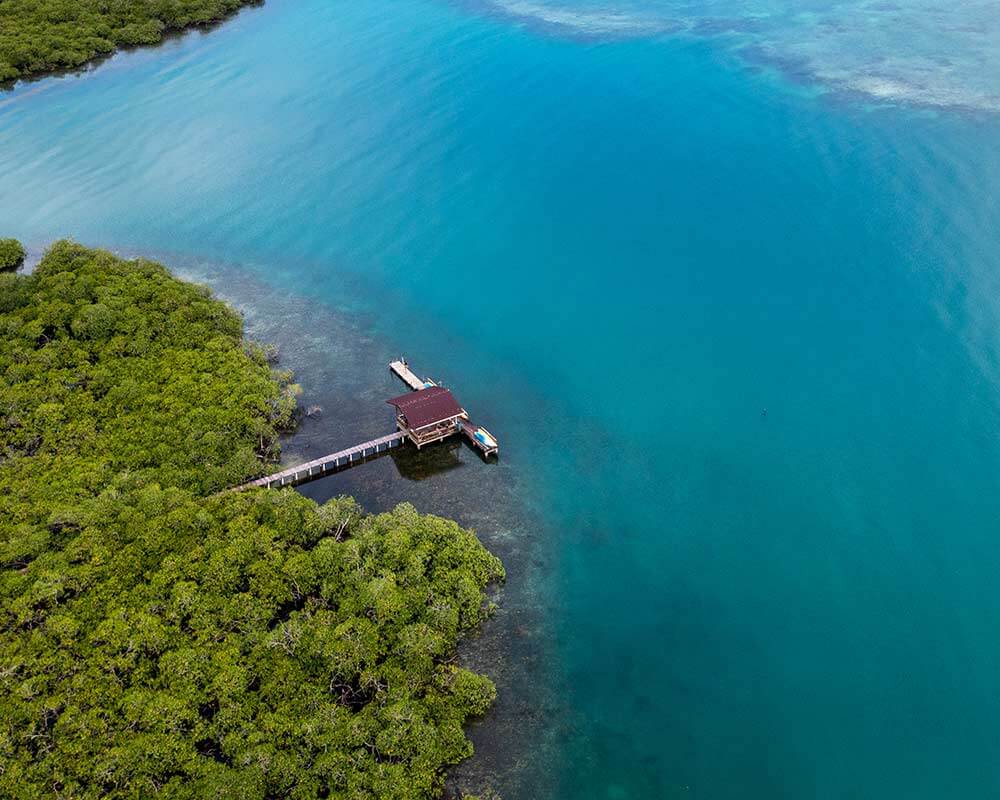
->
(4, 1), (1000, 796)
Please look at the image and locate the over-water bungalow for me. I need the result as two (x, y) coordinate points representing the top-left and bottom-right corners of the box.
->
(387, 386), (469, 449)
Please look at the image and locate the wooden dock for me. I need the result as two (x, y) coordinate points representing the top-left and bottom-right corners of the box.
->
(390, 357), (499, 458)
(238, 431), (406, 490)
(389, 358), (431, 391)
(235, 357), (498, 492)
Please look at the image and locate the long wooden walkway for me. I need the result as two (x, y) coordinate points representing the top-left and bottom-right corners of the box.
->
(238, 431), (406, 490)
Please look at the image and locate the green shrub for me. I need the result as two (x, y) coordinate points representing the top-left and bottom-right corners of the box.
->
(0, 237), (25, 271)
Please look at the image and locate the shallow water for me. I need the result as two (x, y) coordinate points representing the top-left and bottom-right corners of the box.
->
(4, 1), (1000, 797)
(476, 0), (1000, 112)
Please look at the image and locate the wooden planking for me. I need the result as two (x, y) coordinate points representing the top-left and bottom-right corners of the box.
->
(389, 358), (427, 391)
(239, 431), (406, 490)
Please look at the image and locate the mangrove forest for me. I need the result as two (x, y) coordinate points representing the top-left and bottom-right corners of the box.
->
(0, 241), (505, 799)
(0, 0), (261, 82)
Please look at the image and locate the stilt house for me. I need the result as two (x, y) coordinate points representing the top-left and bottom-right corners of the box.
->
(387, 387), (468, 449)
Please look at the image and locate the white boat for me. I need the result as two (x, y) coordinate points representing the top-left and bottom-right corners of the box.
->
(474, 427), (498, 449)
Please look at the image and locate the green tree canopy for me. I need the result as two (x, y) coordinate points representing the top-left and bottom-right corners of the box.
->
(0, 0), (260, 83)
(0, 243), (504, 799)
(0, 238), (25, 271)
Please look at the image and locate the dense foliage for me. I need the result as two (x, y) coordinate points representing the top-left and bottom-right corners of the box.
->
(0, 237), (25, 271)
(0, 0), (260, 82)
(0, 241), (299, 523)
(0, 243), (504, 798)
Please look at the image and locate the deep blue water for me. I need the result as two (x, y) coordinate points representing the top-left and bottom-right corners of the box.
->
(4, 1), (1000, 797)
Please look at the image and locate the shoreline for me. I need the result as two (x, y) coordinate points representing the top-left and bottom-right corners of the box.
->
(149, 246), (560, 798)
(1, 241), (540, 797)
(12, 236), (571, 796)
(0, 0), (264, 90)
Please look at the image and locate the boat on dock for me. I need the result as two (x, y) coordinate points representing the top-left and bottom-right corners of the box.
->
(461, 420), (499, 457)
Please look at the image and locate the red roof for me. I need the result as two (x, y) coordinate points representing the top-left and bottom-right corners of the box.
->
(387, 387), (464, 429)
